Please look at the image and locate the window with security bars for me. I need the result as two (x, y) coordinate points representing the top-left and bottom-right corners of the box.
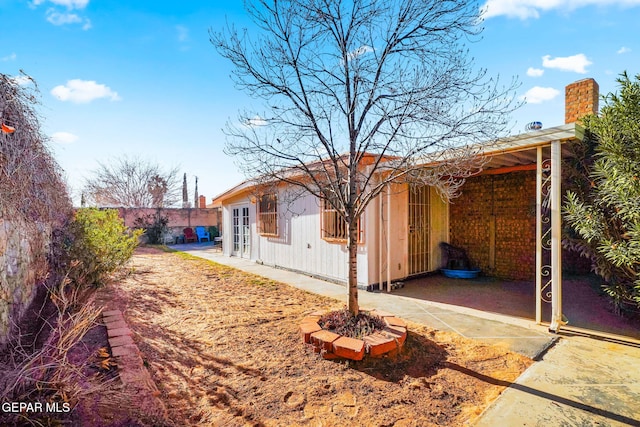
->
(321, 197), (362, 242)
(258, 194), (278, 236)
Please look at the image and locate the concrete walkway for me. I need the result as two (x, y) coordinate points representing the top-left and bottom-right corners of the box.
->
(177, 244), (640, 426)
(476, 335), (640, 426)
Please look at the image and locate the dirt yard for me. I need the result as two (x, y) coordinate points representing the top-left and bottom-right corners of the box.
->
(94, 247), (532, 426)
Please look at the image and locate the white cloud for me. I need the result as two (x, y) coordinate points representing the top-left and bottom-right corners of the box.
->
(617, 46), (631, 54)
(51, 131), (79, 144)
(542, 54), (592, 73)
(46, 10), (81, 25)
(481, 0), (640, 20)
(1, 53), (16, 61)
(33, 1), (91, 29)
(32, 0), (89, 9)
(176, 25), (189, 42)
(526, 67), (544, 77)
(12, 75), (33, 86)
(54, 0), (89, 8)
(51, 79), (121, 103)
(45, 9), (91, 29)
(244, 116), (268, 127)
(347, 45), (374, 62)
(481, 0), (544, 19)
(520, 86), (560, 104)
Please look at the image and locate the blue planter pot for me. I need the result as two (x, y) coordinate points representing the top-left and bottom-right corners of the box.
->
(441, 268), (481, 279)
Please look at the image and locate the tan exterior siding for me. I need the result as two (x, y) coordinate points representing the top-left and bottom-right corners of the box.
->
(221, 189), (370, 286)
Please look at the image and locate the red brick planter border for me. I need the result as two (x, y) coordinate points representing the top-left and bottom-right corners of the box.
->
(102, 309), (169, 421)
(299, 309), (407, 360)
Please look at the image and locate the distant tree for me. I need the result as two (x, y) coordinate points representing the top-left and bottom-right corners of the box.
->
(212, 0), (519, 315)
(194, 176), (199, 209)
(84, 156), (180, 208)
(182, 172), (189, 208)
(564, 72), (640, 312)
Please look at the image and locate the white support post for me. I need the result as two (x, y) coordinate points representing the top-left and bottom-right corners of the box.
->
(386, 184), (392, 292)
(536, 146), (542, 324)
(379, 190), (383, 291)
(549, 140), (565, 332)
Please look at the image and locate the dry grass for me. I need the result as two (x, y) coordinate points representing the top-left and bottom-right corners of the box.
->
(0, 273), (120, 426)
(96, 247), (532, 426)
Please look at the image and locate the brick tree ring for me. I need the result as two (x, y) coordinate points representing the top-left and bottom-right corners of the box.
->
(299, 310), (408, 361)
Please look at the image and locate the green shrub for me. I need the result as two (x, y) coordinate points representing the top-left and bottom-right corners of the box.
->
(564, 72), (640, 311)
(67, 208), (142, 286)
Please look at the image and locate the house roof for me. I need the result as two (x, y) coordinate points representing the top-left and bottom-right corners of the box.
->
(211, 178), (258, 206)
(212, 152), (395, 205)
(213, 123), (583, 205)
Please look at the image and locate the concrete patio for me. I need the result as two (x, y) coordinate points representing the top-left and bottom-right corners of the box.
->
(396, 273), (640, 341)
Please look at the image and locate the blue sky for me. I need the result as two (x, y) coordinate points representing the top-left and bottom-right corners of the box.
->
(1, 0), (639, 206)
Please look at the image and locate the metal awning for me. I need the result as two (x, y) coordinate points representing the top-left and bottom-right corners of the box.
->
(482, 123), (582, 170)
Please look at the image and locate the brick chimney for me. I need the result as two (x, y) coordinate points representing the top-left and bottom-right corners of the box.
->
(198, 195), (207, 209)
(565, 78), (599, 124)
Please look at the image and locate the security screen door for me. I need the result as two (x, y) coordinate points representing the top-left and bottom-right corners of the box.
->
(408, 186), (430, 275)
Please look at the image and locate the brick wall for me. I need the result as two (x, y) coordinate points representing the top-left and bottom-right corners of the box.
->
(565, 78), (599, 124)
(116, 207), (220, 229)
(450, 171), (537, 280)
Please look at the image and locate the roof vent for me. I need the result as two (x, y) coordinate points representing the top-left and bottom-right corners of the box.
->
(525, 121), (543, 131)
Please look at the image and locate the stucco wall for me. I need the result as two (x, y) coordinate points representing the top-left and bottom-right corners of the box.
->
(0, 219), (50, 345)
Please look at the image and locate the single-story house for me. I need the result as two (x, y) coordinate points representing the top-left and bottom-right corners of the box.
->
(213, 78), (600, 332)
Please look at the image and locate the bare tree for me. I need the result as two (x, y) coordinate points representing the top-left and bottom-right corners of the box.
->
(212, 0), (519, 314)
(84, 156), (180, 208)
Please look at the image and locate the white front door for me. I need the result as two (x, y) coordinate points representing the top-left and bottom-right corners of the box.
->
(232, 206), (250, 257)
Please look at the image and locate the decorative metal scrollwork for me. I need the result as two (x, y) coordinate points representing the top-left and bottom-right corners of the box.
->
(541, 228), (552, 251)
(539, 156), (553, 305)
(540, 265), (553, 303)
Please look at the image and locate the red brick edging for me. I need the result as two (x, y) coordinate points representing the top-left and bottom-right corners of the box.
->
(300, 310), (408, 360)
(102, 309), (168, 422)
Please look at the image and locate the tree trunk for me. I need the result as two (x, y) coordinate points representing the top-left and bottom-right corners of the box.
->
(347, 218), (359, 316)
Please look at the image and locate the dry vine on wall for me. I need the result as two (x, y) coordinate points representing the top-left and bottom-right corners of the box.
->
(0, 73), (72, 224)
